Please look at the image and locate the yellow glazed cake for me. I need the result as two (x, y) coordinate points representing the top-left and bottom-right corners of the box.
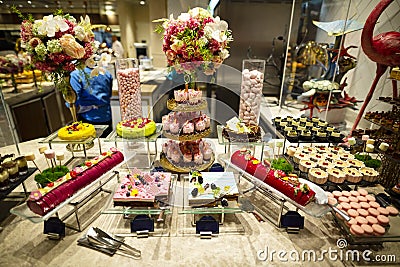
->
(58, 122), (96, 141)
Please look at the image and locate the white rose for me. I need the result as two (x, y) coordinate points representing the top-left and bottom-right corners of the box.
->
(220, 49), (230, 59)
(177, 13), (190, 21)
(74, 26), (86, 41)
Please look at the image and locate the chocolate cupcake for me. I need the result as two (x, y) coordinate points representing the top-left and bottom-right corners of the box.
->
(329, 131), (343, 143)
(300, 130), (312, 141)
(286, 130), (299, 143)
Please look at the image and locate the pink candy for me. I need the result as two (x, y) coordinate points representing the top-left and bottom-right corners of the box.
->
(117, 68), (142, 120)
(44, 149), (55, 159)
(239, 68), (263, 125)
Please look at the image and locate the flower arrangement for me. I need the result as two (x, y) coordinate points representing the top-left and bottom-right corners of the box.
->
(13, 8), (104, 94)
(0, 54), (25, 75)
(155, 7), (233, 82)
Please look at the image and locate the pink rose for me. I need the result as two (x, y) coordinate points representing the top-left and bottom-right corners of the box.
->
(59, 34), (85, 59)
(29, 37), (42, 48)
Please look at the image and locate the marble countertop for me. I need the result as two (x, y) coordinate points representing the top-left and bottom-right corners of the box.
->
(0, 138), (399, 266)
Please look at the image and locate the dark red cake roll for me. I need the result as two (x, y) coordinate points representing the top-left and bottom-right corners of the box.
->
(27, 150), (124, 216)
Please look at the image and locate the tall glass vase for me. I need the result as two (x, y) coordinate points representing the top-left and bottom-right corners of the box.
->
(115, 58), (142, 120)
(239, 59), (265, 125)
(60, 75), (78, 122)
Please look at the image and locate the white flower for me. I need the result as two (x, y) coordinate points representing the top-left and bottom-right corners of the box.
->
(74, 26), (86, 41)
(220, 49), (230, 59)
(99, 53), (111, 66)
(177, 12), (190, 21)
(35, 15), (69, 37)
(198, 36), (208, 47)
(90, 66), (106, 77)
(189, 7), (211, 18)
(207, 17), (229, 43)
(85, 56), (96, 68)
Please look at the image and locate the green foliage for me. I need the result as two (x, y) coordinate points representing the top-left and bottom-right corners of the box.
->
(354, 154), (381, 170)
(34, 166), (69, 186)
(271, 157), (293, 174)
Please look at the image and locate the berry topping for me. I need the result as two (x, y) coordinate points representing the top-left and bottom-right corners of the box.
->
(221, 198), (229, 207)
(191, 188), (199, 197)
(47, 182), (54, 187)
(211, 183), (217, 190)
(126, 191), (131, 197)
(121, 184), (125, 189)
(198, 176), (203, 184)
(85, 161), (92, 167)
(204, 183), (210, 190)
(70, 170), (77, 178)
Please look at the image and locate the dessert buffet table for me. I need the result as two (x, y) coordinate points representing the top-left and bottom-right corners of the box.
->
(0, 138), (399, 266)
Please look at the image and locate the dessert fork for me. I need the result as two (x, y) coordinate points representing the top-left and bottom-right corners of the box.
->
(93, 227), (141, 257)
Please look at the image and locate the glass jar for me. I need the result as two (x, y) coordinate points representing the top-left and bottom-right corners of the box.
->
(15, 156), (28, 175)
(239, 59), (265, 125)
(115, 58), (142, 120)
(0, 167), (10, 190)
(2, 161), (18, 182)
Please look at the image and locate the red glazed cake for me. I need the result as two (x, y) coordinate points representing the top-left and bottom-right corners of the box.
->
(27, 148), (124, 216)
(231, 149), (315, 206)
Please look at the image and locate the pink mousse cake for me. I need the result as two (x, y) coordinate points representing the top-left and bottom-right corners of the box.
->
(113, 168), (171, 206)
(27, 148), (124, 216)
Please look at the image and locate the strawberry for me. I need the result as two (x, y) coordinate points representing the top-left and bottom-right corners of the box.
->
(85, 161), (92, 167)
(70, 170), (77, 178)
(47, 182), (54, 187)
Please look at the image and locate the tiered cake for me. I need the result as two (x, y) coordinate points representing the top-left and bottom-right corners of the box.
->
(161, 87), (214, 171)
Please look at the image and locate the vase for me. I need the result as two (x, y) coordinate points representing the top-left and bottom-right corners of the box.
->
(239, 59), (265, 125)
(115, 58), (142, 120)
(59, 76), (78, 122)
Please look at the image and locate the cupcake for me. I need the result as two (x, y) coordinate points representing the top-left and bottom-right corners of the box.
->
(174, 90), (188, 103)
(188, 89), (202, 104)
(170, 150), (181, 163)
(195, 118), (206, 132)
(315, 131), (328, 142)
(286, 130), (298, 142)
(202, 114), (211, 129)
(182, 121), (195, 135)
(169, 120), (180, 134)
(329, 131), (343, 143)
(193, 151), (203, 165)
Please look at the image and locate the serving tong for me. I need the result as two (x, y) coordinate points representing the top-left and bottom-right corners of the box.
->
(86, 227), (141, 258)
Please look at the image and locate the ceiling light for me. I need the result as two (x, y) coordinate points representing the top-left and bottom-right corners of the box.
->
(105, 5), (113, 10)
(27, 0), (31, 4)
(139, 1), (145, 5)
(0, 0), (3, 4)
(18, 4), (23, 7)
(45, 4), (49, 8)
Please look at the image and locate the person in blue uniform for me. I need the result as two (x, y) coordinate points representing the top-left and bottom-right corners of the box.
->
(69, 66), (113, 138)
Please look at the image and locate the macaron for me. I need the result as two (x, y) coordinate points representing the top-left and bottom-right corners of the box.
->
(338, 196), (350, 203)
(347, 209), (359, 218)
(325, 191), (333, 198)
(356, 216), (368, 225)
(341, 202), (351, 210)
(348, 196), (359, 203)
(369, 201), (380, 209)
(357, 208), (369, 217)
(350, 224), (364, 236)
(342, 191), (351, 197)
(350, 190), (360, 197)
(377, 207), (389, 216)
(332, 191), (342, 198)
(386, 206), (399, 216)
(357, 196), (367, 202)
(371, 224), (385, 236)
(328, 197), (337, 205)
(357, 188), (368, 196)
(336, 204), (343, 210)
(346, 218), (357, 226)
(25, 153), (36, 161)
(360, 202), (371, 209)
(366, 215), (378, 225)
(377, 215), (389, 225)
(350, 202), (361, 210)
(368, 208), (380, 217)
(365, 194), (376, 202)
(361, 224), (374, 235)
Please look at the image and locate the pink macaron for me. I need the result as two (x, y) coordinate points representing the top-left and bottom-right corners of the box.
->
(348, 196), (358, 203)
(350, 190), (360, 197)
(377, 215), (389, 225)
(356, 216), (368, 225)
(332, 191), (342, 198)
(342, 191), (351, 197)
(350, 224), (364, 236)
(365, 194), (376, 202)
(361, 224), (374, 235)
(371, 224), (385, 236)
(366, 215), (378, 225)
(325, 191), (333, 198)
(347, 209), (359, 218)
(386, 206), (399, 216)
(357, 208), (369, 217)
(328, 197), (337, 205)
(377, 207), (389, 216)
(360, 202), (371, 209)
(341, 202), (351, 210)
(368, 208), (380, 217)
(346, 218), (357, 226)
(357, 195), (367, 202)
(357, 188), (368, 196)
(350, 202), (361, 210)
(369, 201), (380, 209)
(338, 196), (350, 203)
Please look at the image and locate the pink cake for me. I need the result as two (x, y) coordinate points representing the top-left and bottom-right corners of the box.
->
(162, 139), (213, 167)
(27, 148), (124, 216)
(174, 89), (202, 104)
(162, 112), (210, 136)
(113, 168), (171, 205)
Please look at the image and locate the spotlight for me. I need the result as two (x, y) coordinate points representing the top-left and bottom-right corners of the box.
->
(27, 0), (31, 4)
(139, 0), (145, 5)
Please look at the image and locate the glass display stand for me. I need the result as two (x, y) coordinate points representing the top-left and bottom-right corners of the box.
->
(103, 123), (162, 169)
(99, 173), (178, 238)
(0, 167), (37, 201)
(216, 124), (266, 161)
(176, 174), (245, 238)
(39, 125), (107, 163)
(220, 155), (331, 229)
(10, 169), (120, 233)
